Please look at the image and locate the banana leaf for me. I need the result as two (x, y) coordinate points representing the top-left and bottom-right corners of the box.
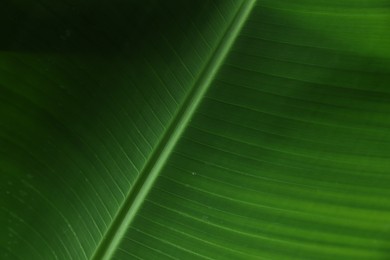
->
(1, 0), (390, 259)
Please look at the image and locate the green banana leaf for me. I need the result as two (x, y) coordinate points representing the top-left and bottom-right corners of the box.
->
(1, 0), (390, 259)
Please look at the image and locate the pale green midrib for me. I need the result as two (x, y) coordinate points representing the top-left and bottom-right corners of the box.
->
(91, 1), (257, 259)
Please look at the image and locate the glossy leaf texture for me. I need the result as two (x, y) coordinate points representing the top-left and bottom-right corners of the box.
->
(2, 0), (390, 259)
(114, 1), (390, 259)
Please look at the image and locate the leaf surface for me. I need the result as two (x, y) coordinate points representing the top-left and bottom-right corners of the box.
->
(1, 0), (390, 259)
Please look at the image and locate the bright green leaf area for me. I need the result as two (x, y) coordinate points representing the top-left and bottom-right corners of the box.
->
(1, 0), (390, 259)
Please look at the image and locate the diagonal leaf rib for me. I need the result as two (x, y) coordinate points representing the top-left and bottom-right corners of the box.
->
(91, 1), (257, 259)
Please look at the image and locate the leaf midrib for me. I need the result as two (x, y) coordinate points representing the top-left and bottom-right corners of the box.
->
(91, 1), (257, 259)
